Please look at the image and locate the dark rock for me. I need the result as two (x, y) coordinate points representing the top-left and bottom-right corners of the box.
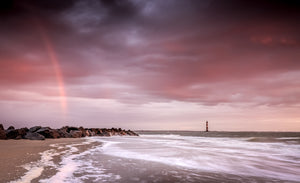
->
(111, 128), (116, 136)
(0, 129), (6, 139)
(70, 130), (82, 138)
(5, 126), (28, 140)
(18, 128), (29, 138)
(58, 126), (67, 132)
(6, 129), (19, 139)
(90, 128), (98, 135)
(0, 124), (4, 131)
(36, 127), (60, 138)
(97, 129), (105, 136)
(58, 127), (72, 137)
(24, 132), (45, 140)
(7, 126), (15, 130)
(60, 126), (68, 131)
(78, 127), (86, 137)
(102, 130), (112, 136)
(29, 126), (41, 133)
(36, 127), (51, 137)
(95, 129), (103, 136)
(67, 127), (79, 133)
(90, 131), (96, 136)
(85, 130), (91, 136)
(50, 129), (61, 138)
(120, 131), (126, 135)
(58, 129), (72, 138)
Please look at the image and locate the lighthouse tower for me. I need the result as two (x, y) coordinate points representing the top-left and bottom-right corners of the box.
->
(206, 121), (208, 132)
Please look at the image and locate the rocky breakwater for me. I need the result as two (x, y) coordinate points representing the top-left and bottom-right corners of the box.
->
(0, 124), (139, 140)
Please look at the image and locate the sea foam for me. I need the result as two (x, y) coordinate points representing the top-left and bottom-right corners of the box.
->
(94, 135), (300, 182)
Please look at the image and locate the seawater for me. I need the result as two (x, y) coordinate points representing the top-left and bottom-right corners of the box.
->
(11, 132), (300, 183)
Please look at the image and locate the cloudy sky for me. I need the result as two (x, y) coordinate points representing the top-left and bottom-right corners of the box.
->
(0, 0), (300, 131)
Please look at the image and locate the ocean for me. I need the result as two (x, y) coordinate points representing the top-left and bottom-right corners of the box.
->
(12, 131), (300, 183)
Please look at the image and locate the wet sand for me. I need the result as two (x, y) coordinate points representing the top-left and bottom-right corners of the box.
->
(0, 138), (86, 183)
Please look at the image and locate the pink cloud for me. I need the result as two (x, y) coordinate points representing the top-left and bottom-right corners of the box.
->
(0, 0), (300, 130)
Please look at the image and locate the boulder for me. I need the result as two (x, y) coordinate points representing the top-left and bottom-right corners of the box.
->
(90, 128), (98, 135)
(70, 130), (82, 138)
(90, 131), (96, 136)
(0, 129), (6, 139)
(95, 128), (100, 134)
(24, 132), (45, 140)
(36, 127), (51, 137)
(85, 130), (91, 136)
(29, 126), (41, 133)
(67, 127), (79, 133)
(0, 124), (4, 130)
(36, 127), (60, 138)
(60, 126), (68, 131)
(79, 127), (86, 137)
(111, 128), (116, 136)
(50, 129), (61, 138)
(58, 129), (72, 138)
(102, 130), (112, 136)
(120, 131), (126, 135)
(6, 129), (19, 139)
(7, 126), (15, 130)
(18, 128), (29, 138)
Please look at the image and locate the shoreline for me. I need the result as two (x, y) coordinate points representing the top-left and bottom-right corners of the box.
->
(0, 138), (89, 182)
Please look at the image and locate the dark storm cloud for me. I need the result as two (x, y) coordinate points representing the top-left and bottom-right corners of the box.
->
(100, 0), (138, 21)
(0, 0), (300, 107)
(208, 0), (300, 19)
(0, 0), (76, 15)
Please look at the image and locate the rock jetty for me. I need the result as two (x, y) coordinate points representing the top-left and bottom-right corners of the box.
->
(0, 124), (138, 140)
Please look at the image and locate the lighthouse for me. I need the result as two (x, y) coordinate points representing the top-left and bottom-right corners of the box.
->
(206, 121), (208, 132)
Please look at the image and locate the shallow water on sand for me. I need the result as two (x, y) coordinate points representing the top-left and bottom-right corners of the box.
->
(11, 132), (300, 183)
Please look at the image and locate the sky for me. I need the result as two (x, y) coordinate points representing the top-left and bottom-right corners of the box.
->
(0, 0), (300, 131)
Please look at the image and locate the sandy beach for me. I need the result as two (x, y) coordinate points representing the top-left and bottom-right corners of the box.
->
(0, 138), (89, 183)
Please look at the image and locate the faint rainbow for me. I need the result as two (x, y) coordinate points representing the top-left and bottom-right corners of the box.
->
(36, 23), (68, 115)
